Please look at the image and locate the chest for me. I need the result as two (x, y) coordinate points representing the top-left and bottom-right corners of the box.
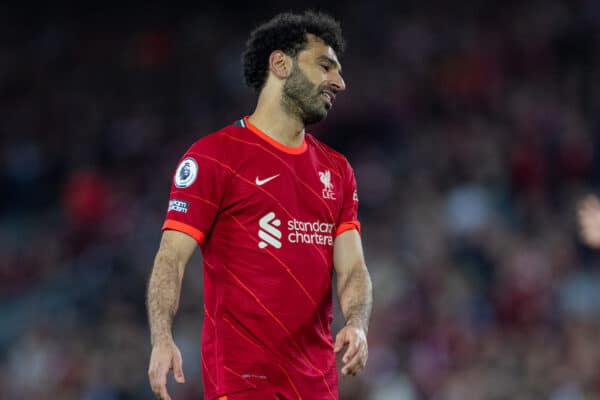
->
(224, 151), (344, 224)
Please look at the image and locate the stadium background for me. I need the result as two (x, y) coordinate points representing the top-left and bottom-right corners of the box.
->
(3, 0), (600, 398)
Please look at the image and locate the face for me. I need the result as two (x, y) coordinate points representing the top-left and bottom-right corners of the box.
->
(281, 35), (346, 125)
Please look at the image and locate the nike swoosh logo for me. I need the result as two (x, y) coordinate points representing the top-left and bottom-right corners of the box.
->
(255, 174), (280, 186)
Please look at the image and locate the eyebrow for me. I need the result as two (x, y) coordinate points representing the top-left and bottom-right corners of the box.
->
(317, 55), (342, 74)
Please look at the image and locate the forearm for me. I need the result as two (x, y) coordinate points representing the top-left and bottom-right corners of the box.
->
(147, 251), (183, 345)
(337, 263), (373, 333)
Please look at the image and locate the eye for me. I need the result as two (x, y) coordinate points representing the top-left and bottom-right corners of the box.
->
(320, 64), (330, 72)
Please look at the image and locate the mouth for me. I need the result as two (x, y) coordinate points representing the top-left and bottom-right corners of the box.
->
(321, 90), (336, 109)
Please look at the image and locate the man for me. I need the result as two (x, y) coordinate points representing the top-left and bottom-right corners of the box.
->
(147, 11), (372, 400)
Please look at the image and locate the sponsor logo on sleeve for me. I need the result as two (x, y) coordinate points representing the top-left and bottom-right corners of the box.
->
(168, 199), (189, 213)
(353, 190), (359, 202)
(174, 157), (198, 188)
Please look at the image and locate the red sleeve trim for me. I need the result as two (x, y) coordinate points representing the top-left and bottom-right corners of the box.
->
(162, 219), (206, 245)
(335, 220), (361, 237)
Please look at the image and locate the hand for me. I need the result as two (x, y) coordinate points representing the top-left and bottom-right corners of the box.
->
(578, 195), (600, 249)
(334, 324), (368, 376)
(148, 339), (185, 400)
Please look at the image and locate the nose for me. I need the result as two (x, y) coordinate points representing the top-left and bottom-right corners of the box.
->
(332, 72), (346, 92)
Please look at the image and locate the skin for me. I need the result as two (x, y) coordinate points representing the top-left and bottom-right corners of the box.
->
(147, 230), (195, 400)
(333, 229), (372, 376)
(147, 34), (372, 399)
(577, 194), (600, 248)
(247, 34), (346, 147)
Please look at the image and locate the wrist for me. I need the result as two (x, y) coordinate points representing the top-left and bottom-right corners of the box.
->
(345, 318), (367, 333)
(151, 332), (174, 347)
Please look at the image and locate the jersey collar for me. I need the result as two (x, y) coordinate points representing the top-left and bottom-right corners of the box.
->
(242, 116), (308, 155)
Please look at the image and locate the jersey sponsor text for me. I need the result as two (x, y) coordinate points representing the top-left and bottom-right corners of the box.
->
(287, 218), (335, 246)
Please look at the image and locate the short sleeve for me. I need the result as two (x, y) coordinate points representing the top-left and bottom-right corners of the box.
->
(162, 137), (230, 244)
(335, 159), (361, 237)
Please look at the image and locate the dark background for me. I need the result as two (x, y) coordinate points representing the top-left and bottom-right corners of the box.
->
(3, 1), (600, 398)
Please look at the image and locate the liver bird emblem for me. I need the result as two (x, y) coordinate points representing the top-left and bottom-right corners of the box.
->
(319, 170), (333, 191)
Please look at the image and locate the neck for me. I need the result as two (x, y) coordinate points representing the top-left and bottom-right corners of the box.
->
(248, 90), (305, 148)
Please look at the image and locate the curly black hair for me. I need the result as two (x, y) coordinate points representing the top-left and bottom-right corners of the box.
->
(242, 11), (345, 93)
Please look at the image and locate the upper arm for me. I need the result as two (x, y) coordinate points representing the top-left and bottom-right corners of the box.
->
(334, 157), (364, 279)
(162, 135), (231, 245)
(155, 229), (198, 281)
(335, 157), (360, 237)
(333, 229), (366, 282)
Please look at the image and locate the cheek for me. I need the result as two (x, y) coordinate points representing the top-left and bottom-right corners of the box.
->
(305, 69), (326, 85)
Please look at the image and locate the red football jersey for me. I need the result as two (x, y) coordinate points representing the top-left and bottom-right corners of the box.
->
(162, 117), (360, 400)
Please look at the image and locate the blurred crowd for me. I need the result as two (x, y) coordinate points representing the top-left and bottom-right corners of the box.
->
(3, 1), (600, 399)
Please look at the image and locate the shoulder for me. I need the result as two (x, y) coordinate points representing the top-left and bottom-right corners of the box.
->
(306, 133), (353, 172)
(186, 123), (246, 156)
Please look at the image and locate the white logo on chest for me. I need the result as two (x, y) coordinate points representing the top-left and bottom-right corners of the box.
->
(258, 212), (282, 249)
(255, 174), (280, 186)
(319, 170), (336, 200)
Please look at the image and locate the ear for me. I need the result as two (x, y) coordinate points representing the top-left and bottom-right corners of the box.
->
(269, 50), (292, 79)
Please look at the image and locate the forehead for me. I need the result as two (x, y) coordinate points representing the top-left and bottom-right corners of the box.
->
(298, 34), (341, 65)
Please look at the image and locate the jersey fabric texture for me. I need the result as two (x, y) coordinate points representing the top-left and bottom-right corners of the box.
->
(162, 116), (360, 400)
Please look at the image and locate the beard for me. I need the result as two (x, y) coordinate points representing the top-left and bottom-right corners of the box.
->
(281, 63), (330, 126)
